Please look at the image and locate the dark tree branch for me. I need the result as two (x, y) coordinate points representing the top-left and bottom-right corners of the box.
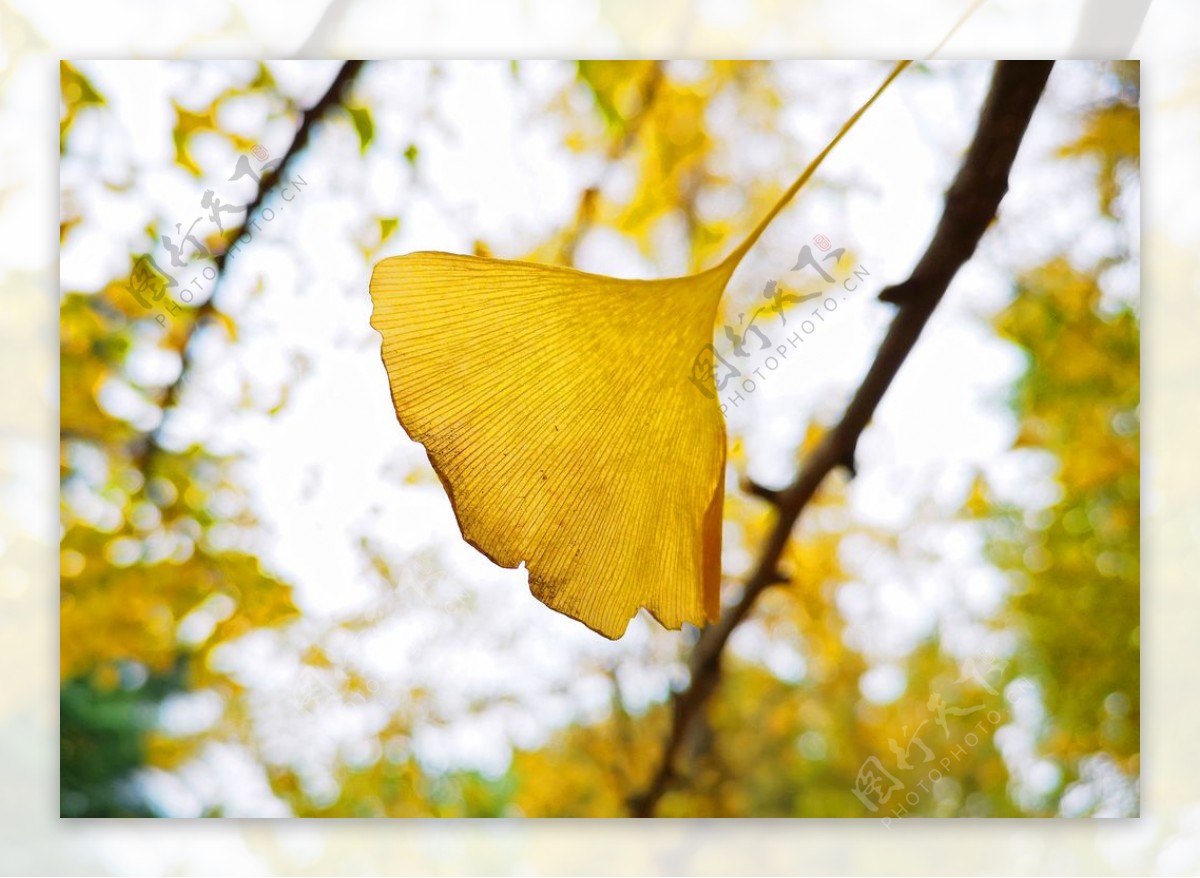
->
(628, 60), (1055, 818)
(132, 61), (364, 473)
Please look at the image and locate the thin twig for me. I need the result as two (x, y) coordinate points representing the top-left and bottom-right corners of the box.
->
(133, 61), (364, 472)
(628, 60), (1055, 817)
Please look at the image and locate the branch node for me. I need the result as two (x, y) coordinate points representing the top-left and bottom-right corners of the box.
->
(766, 568), (790, 587)
(877, 279), (911, 305)
(740, 475), (782, 505)
(836, 448), (858, 479)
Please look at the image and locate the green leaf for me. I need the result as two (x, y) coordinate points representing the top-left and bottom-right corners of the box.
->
(347, 105), (374, 154)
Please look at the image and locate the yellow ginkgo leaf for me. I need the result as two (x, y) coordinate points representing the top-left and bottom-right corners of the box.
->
(372, 257), (733, 637)
(370, 61), (908, 638)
